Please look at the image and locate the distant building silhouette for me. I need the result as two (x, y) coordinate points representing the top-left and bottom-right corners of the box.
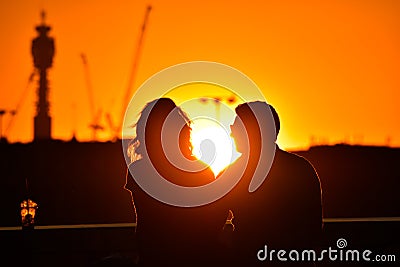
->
(32, 11), (55, 140)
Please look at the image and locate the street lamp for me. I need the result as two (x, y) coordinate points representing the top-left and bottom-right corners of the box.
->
(20, 199), (38, 230)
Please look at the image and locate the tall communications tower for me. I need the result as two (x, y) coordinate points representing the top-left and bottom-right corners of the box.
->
(32, 11), (55, 140)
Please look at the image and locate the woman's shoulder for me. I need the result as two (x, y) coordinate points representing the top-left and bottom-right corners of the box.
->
(125, 160), (148, 192)
(128, 159), (142, 171)
(173, 161), (215, 186)
(128, 159), (150, 174)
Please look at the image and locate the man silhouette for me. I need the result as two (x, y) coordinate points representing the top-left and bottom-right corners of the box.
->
(219, 101), (322, 266)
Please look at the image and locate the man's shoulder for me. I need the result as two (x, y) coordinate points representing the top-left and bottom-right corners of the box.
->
(276, 148), (318, 175)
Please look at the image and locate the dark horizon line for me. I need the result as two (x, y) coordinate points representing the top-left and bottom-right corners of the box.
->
(1, 137), (399, 151)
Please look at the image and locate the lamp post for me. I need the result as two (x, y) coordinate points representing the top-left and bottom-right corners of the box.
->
(20, 199), (38, 230)
(20, 198), (37, 266)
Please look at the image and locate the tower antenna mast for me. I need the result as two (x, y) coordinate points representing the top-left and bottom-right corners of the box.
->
(31, 10), (55, 140)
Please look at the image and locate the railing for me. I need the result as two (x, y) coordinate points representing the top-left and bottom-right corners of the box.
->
(1, 217), (400, 231)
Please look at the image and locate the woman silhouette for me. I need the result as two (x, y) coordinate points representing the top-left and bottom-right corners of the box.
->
(124, 98), (225, 266)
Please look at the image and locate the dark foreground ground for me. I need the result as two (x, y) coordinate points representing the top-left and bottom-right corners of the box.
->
(0, 221), (398, 267)
(0, 142), (398, 266)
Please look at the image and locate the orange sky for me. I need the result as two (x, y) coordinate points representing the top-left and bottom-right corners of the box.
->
(0, 0), (399, 150)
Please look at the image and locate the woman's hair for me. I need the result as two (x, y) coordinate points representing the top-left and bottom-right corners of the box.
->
(128, 98), (193, 162)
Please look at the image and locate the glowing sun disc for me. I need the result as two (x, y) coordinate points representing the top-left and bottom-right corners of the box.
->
(191, 118), (238, 175)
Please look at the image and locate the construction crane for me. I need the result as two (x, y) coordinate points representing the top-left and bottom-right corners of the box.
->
(105, 112), (118, 141)
(199, 95), (237, 122)
(80, 53), (104, 141)
(0, 109), (6, 140)
(0, 109), (16, 141)
(112, 5), (152, 139)
(3, 71), (36, 139)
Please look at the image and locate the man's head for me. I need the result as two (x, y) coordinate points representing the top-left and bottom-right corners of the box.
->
(231, 101), (280, 153)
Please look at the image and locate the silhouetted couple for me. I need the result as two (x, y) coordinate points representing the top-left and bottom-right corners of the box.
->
(124, 98), (322, 267)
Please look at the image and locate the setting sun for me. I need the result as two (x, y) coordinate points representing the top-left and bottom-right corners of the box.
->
(191, 117), (239, 176)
